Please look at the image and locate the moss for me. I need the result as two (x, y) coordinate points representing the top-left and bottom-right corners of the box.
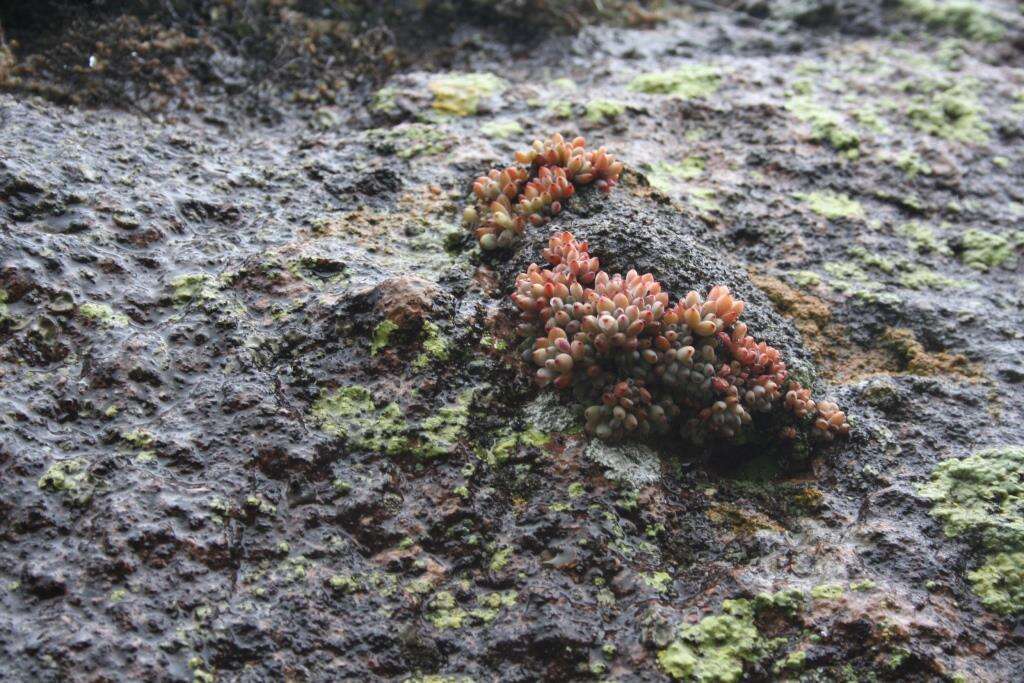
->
(311, 385), (410, 454)
(370, 320), (397, 356)
(584, 99), (626, 123)
(786, 96), (860, 157)
(920, 446), (1024, 614)
(898, 221), (950, 255)
(811, 583), (844, 601)
(796, 191), (865, 220)
(479, 119), (524, 138)
(428, 72), (506, 116)
(900, 0), (1004, 41)
(906, 79), (989, 143)
(414, 321), (450, 369)
(79, 302), (130, 327)
(960, 228), (1023, 271)
(773, 650), (806, 674)
(629, 65), (720, 99)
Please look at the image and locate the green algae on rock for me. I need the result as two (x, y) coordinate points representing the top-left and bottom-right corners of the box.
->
(919, 446), (1024, 614)
(628, 65), (720, 99)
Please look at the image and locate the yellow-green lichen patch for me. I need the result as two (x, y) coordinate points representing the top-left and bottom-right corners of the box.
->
(418, 391), (473, 459)
(796, 191), (865, 220)
(79, 302), (131, 327)
(38, 458), (93, 506)
(900, 0), (1005, 42)
(810, 583), (844, 601)
(477, 428), (549, 466)
(547, 101), (573, 119)
(641, 571), (673, 593)
(425, 589), (516, 629)
(898, 221), (951, 255)
(479, 119), (524, 139)
(428, 73), (507, 117)
(894, 151), (932, 179)
(786, 96), (860, 157)
(371, 319), (398, 355)
(905, 78), (989, 143)
(365, 123), (453, 159)
(170, 273), (219, 305)
(584, 100), (627, 123)
(960, 228), (1024, 271)
(628, 65), (721, 99)
(919, 446), (1024, 614)
(899, 267), (971, 291)
(658, 597), (779, 682)
(413, 321), (450, 369)
(311, 385), (409, 454)
(642, 158), (705, 192)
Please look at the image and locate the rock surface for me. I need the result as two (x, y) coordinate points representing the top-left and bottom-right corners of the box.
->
(2, 1), (1024, 680)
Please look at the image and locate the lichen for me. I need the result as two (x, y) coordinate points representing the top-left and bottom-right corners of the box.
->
(311, 386), (409, 454)
(79, 302), (131, 327)
(365, 123), (452, 158)
(38, 458), (93, 506)
(371, 320), (398, 355)
(584, 99), (627, 123)
(786, 96), (860, 157)
(919, 446), (1024, 614)
(428, 72), (506, 117)
(479, 119), (524, 138)
(900, 0), (1004, 42)
(413, 320), (450, 369)
(960, 228), (1023, 271)
(905, 78), (989, 143)
(629, 65), (721, 99)
(643, 158), (704, 192)
(418, 391), (472, 458)
(796, 191), (865, 220)
(898, 221), (951, 255)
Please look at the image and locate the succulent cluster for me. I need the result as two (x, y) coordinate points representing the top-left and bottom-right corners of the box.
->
(464, 133), (623, 250)
(514, 232), (850, 443)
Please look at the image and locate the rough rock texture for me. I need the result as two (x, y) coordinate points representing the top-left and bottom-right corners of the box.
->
(2, 1), (1024, 681)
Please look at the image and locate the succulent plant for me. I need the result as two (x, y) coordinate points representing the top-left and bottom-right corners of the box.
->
(514, 231), (850, 444)
(464, 133), (623, 250)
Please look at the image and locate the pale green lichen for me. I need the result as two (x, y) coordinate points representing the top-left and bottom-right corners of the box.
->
(789, 270), (822, 288)
(641, 571), (673, 593)
(643, 158), (705, 192)
(414, 321), (450, 369)
(906, 79), (989, 143)
(311, 386), (409, 454)
(810, 583), (844, 601)
(629, 65), (721, 99)
(79, 302), (131, 327)
(371, 320), (398, 355)
(658, 598), (778, 682)
(428, 73), (507, 117)
(796, 191), (865, 220)
(584, 100), (627, 123)
(490, 547), (512, 572)
(960, 228), (1023, 271)
(919, 446), (1024, 614)
(418, 391), (473, 459)
(895, 151), (932, 179)
(901, 0), (1004, 42)
(365, 123), (452, 158)
(38, 458), (93, 506)
(548, 101), (573, 119)
(786, 96), (860, 157)
(171, 273), (219, 304)
(899, 267), (970, 291)
(898, 221), (951, 255)
(477, 428), (549, 466)
(479, 120), (524, 138)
